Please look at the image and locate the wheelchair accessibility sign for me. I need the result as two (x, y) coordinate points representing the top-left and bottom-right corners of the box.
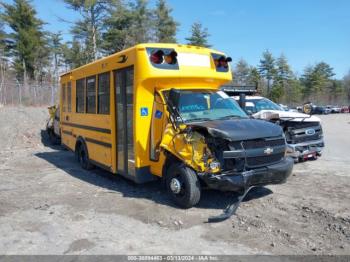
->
(140, 107), (148, 116)
(155, 110), (163, 119)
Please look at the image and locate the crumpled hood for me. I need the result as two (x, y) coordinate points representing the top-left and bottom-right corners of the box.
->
(188, 118), (283, 141)
(253, 110), (321, 123)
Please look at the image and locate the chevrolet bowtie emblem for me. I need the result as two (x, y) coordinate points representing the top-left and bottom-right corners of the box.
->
(264, 147), (274, 155)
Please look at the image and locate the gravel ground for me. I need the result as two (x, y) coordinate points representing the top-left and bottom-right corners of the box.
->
(0, 106), (349, 255)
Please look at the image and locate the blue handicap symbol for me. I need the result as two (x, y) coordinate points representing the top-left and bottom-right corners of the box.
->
(141, 107), (148, 116)
(155, 110), (163, 119)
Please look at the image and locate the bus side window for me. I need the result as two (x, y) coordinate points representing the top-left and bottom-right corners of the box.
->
(86, 76), (96, 114)
(67, 81), (72, 112)
(76, 78), (85, 113)
(98, 72), (110, 114)
(62, 83), (66, 112)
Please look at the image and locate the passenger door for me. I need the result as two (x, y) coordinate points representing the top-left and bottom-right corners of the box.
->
(114, 67), (135, 176)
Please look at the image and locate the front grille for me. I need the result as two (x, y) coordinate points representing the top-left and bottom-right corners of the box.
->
(243, 138), (285, 149)
(246, 152), (284, 167)
(293, 133), (320, 143)
(226, 137), (286, 169)
(287, 124), (323, 144)
(286, 121), (319, 129)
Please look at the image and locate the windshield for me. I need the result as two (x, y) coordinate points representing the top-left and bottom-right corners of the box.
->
(165, 89), (247, 123)
(245, 98), (283, 114)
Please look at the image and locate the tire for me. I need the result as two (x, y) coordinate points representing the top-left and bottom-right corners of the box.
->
(166, 163), (201, 208)
(48, 129), (60, 145)
(76, 143), (94, 170)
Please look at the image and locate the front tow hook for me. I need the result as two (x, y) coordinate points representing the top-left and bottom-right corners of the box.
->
(207, 186), (254, 223)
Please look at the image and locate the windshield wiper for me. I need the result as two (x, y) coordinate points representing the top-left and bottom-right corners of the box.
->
(185, 117), (212, 123)
(218, 115), (243, 120)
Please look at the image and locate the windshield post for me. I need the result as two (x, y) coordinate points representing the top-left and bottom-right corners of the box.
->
(165, 89), (185, 130)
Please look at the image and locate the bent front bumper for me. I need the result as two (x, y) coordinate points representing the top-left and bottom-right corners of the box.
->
(201, 157), (294, 192)
(286, 138), (324, 159)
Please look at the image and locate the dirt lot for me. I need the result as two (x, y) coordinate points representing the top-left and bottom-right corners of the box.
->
(0, 106), (349, 255)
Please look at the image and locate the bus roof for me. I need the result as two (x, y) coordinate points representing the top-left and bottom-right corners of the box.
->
(60, 43), (227, 77)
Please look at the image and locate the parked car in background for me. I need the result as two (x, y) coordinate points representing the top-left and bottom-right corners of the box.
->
(313, 106), (331, 115)
(326, 105), (341, 113)
(301, 102), (330, 115)
(279, 104), (289, 111)
(288, 107), (299, 113)
(341, 106), (349, 113)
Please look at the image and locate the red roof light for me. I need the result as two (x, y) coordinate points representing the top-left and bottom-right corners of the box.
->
(150, 50), (164, 64)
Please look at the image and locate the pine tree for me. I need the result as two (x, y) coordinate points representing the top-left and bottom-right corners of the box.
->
(258, 50), (276, 96)
(327, 79), (343, 104)
(1, 0), (46, 79)
(300, 65), (315, 99)
(314, 62), (335, 103)
(273, 54), (293, 102)
(49, 32), (63, 77)
(247, 67), (262, 90)
(313, 62), (335, 80)
(64, 0), (108, 61)
(275, 54), (293, 82)
(154, 0), (178, 43)
(185, 22), (211, 47)
(0, 21), (6, 54)
(233, 59), (250, 85)
(61, 40), (86, 69)
(300, 62), (335, 103)
(129, 0), (152, 44)
(102, 0), (134, 54)
(48, 32), (64, 103)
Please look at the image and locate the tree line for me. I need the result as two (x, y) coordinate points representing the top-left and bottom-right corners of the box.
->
(232, 51), (350, 106)
(0, 0), (210, 105)
(0, 0), (348, 106)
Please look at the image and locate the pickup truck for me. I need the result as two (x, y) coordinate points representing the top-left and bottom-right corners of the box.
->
(222, 88), (324, 163)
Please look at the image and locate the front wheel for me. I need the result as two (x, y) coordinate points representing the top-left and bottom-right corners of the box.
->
(166, 163), (201, 208)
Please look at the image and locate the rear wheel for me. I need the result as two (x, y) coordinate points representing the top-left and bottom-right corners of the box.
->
(166, 163), (201, 208)
(76, 143), (94, 170)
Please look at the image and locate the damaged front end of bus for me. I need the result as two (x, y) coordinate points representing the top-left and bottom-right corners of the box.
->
(157, 88), (293, 216)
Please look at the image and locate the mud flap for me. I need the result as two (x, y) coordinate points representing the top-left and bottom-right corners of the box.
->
(207, 186), (254, 223)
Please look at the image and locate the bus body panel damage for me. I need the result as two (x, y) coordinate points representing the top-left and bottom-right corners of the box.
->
(159, 117), (292, 193)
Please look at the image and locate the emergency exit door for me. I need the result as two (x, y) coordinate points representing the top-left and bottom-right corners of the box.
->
(115, 66), (135, 176)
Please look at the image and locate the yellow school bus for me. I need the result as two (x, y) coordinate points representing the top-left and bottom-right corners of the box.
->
(60, 43), (292, 209)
